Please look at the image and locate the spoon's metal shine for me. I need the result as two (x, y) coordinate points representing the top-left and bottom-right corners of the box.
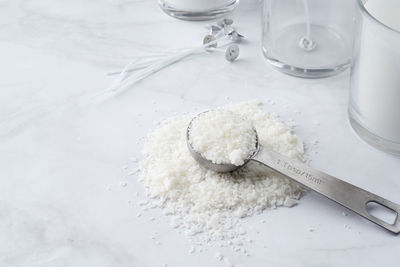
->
(186, 112), (400, 234)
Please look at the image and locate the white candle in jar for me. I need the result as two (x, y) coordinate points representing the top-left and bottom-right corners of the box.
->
(365, 0), (400, 31)
(164, 0), (234, 11)
(351, 0), (400, 142)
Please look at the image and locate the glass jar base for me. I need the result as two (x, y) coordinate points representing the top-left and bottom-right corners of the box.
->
(349, 109), (400, 156)
(158, 0), (238, 21)
(262, 24), (351, 78)
(263, 49), (349, 78)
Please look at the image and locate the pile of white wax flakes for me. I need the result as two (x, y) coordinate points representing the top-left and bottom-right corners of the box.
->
(138, 100), (305, 248)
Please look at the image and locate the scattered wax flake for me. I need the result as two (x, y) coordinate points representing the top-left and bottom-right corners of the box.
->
(128, 168), (140, 176)
(138, 200), (148, 206)
(284, 198), (297, 208)
(215, 252), (224, 261)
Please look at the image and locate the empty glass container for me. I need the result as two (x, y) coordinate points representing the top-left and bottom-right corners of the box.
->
(261, 0), (356, 78)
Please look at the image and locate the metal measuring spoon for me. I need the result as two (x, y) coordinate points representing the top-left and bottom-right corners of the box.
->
(186, 114), (400, 234)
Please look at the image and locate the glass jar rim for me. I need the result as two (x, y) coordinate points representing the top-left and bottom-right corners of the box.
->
(358, 0), (400, 34)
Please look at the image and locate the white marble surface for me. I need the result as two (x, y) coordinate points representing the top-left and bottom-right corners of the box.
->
(0, 0), (399, 266)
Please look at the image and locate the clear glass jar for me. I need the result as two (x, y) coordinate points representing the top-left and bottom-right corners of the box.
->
(159, 0), (239, 21)
(261, 0), (355, 78)
(349, 0), (400, 155)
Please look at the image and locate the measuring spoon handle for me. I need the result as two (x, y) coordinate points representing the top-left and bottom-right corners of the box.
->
(252, 145), (400, 234)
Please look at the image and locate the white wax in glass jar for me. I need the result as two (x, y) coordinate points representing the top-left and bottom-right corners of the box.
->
(164, 0), (234, 11)
(365, 0), (400, 32)
(352, 0), (400, 141)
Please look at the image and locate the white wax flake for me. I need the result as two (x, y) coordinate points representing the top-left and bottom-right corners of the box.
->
(185, 228), (202, 236)
(189, 246), (195, 253)
(308, 228), (315, 232)
(155, 241), (161, 245)
(128, 169), (139, 176)
(236, 240), (244, 246)
(284, 198), (297, 208)
(136, 213), (142, 218)
(119, 181), (128, 187)
(162, 264), (167, 267)
(150, 217), (156, 221)
(171, 218), (180, 229)
(215, 252), (224, 261)
(342, 211), (348, 217)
